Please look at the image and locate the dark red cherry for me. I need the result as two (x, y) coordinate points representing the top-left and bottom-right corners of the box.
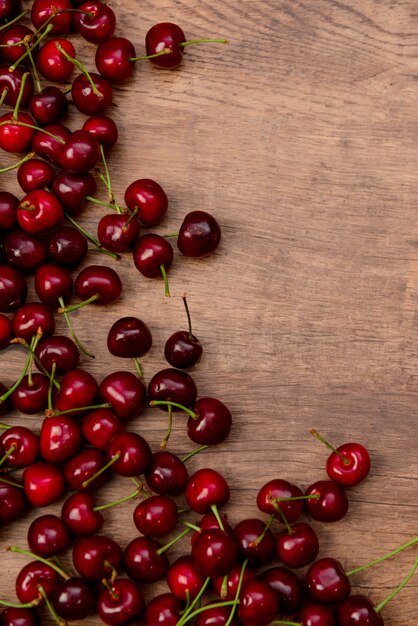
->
(166, 556), (204, 601)
(232, 518), (274, 565)
(0, 26), (36, 66)
(18, 190), (64, 235)
(82, 408), (125, 450)
(0, 192), (18, 231)
(192, 528), (238, 578)
(12, 303), (55, 342)
(107, 316), (152, 358)
(74, 264), (122, 307)
(29, 87), (68, 126)
(0, 314), (12, 349)
(53, 368), (98, 417)
(31, 0), (74, 36)
(306, 558), (351, 604)
(52, 578), (96, 621)
(0, 607), (40, 626)
(0, 482), (27, 524)
(0, 67), (34, 108)
(3, 231), (47, 273)
(305, 480), (349, 522)
(27, 514), (70, 557)
(164, 296), (202, 368)
(143, 593), (182, 626)
(326, 442), (371, 487)
(82, 114), (118, 151)
(98, 212), (140, 253)
(275, 522), (319, 569)
(191, 512), (232, 544)
(298, 602), (336, 626)
(74, 1), (116, 44)
(32, 123), (71, 166)
(186, 468), (230, 514)
(261, 567), (303, 615)
(0, 426), (39, 468)
(34, 263), (72, 307)
(36, 38), (75, 82)
(48, 227), (88, 266)
(97, 578), (144, 626)
(257, 479), (304, 524)
(145, 450), (188, 495)
(148, 368), (197, 410)
(124, 179), (168, 227)
(17, 160), (56, 193)
(99, 371), (146, 420)
(106, 431), (152, 476)
(187, 397), (232, 445)
(95, 36), (136, 82)
(10, 374), (49, 415)
(0, 0), (22, 19)
(64, 448), (110, 492)
(134, 495), (178, 537)
(178, 210), (221, 257)
(0, 112), (35, 154)
(0, 266), (27, 312)
(238, 579), (279, 626)
(133, 234), (173, 295)
(72, 534), (122, 581)
(61, 492), (104, 536)
(337, 595), (383, 626)
(197, 603), (239, 626)
(15, 561), (58, 605)
(59, 130), (100, 174)
(123, 536), (169, 584)
(52, 170), (97, 215)
(213, 564), (255, 600)
(35, 335), (79, 374)
(71, 73), (113, 116)
(145, 23), (186, 69)
(23, 461), (65, 507)
(40, 415), (82, 463)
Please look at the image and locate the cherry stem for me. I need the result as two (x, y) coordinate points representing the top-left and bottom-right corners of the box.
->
(160, 264), (170, 297)
(94, 487), (141, 512)
(375, 556), (418, 613)
(102, 578), (119, 601)
(0, 9), (30, 32)
(0, 444), (17, 468)
(346, 536), (418, 577)
(0, 476), (23, 489)
(156, 526), (192, 555)
(179, 601), (239, 626)
(271, 622), (300, 625)
(8, 546), (70, 581)
(149, 399), (196, 419)
(58, 296), (95, 359)
(12, 71), (29, 119)
(181, 590), (191, 615)
(81, 452), (121, 489)
(179, 38), (229, 47)
(182, 521), (201, 532)
(10, 24), (53, 69)
(38, 585), (63, 626)
(55, 42), (102, 99)
(0, 424), (10, 430)
(177, 577), (211, 626)
(26, 44), (42, 94)
(0, 120), (65, 143)
(123, 207), (139, 229)
(86, 195), (121, 211)
(59, 294), (99, 314)
(0, 597), (40, 609)
(103, 560), (118, 584)
(13, 339), (60, 389)
(272, 495), (320, 503)
(310, 429), (349, 464)
(129, 49), (173, 61)
(132, 358), (144, 382)
(181, 445), (210, 463)
(45, 403), (110, 418)
(160, 405), (173, 449)
(0, 88), (8, 107)
(131, 476), (153, 498)
(210, 504), (225, 531)
(0, 151), (35, 174)
(251, 513), (275, 546)
(99, 146), (122, 211)
(64, 212), (120, 261)
(271, 500), (293, 535)
(220, 575), (228, 598)
(182, 295), (194, 340)
(224, 559), (249, 626)
(47, 362), (57, 412)
(0, 333), (40, 403)
(163, 232), (179, 238)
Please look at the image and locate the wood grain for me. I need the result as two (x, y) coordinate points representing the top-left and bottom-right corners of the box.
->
(1, 0), (418, 622)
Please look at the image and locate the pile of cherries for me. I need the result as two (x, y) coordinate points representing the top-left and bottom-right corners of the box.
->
(0, 1), (416, 626)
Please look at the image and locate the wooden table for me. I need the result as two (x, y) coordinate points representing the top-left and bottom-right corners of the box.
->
(1, 1), (417, 623)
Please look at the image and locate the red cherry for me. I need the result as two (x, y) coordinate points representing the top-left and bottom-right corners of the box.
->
(23, 461), (65, 507)
(177, 210), (221, 257)
(326, 442), (371, 487)
(31, 123), (71, 165)
(52, 577), (96, 622)
(17, 190), (63, 235)
(10, 374), (49, 415)
(31, 0), (74, 35)
(164, 296), (202, 369)
(72, 534), (122, 581)
(298, 602), (336, 626)
(166, 556), (204, 601)
(123, 536), (169, 583)
(27, 514), (70, 557)
(257, 479), (304, 524)
(275, 522), (320, 569)
(107, 316), (152, 358)
(187, 397), (232, 445)
(197, 603), (239, 626)
(64, 448), (110, 492)
(95, 36), (136, 82)
(0, 314), (12, 349)
(133, 495), (178, 538)
(305, 558), (351, 604)
(337, 595), (383, 626)
(59, 130), (100, 174)
(132, 234), (173, 296)
(71, 73), (113, 116)
(82, 114), (118, 151)
(53, 368), (98, 418)
(0, 266), (27, 312)
(260, 567), (303, 615)
(61, 492), (104, 536)
(0, 192), (18, 231)
(97, 212), (140, 253)
(232, 518), (274, 566)
(0, 112), (35, 154)
(72, 264), (122, 307)
(74, 1), (116, 44)
(48, 226), (88, 266)
(15, 561), (58, 605)
(81, 408), (125, 450)
(35, 335), (80, 374)
(106, 431), (152, 477)
(39, 415), (82, 463)
(144, 593), (182, 626)
(145, 450), (188, 496)
(305, 480), (349, 522)
(34, 264), (72, 308)
(0, 66), (34, 108)
(238, 579), (279, 626)
(186, 468), (230, 514)
(17, 159), (56, 193)
(36, 38), (75, 82)
(0, 607), (40, 626)
(0, 26), (36, 66)
(0, 482), (27, 524)
(0, 0), (22, 19)
(99, 371), (146, 420)
(52, 170), (97, 215)
(148, 368), (197, 410)
(124, 179), (168, 226)
(191, 512), (232, 544)
(12, 303), (55, 342)
(213, 563), (255, 600)
(191, 528), (237, 577)
(3, 231), (47, 273)
(145, 23), (186, 69)
(97, 579), (144, 626)
(0, 426), (39, 468)
(29, 87), (69, 126)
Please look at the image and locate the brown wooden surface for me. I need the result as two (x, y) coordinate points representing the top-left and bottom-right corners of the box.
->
(1, 0), (418, 622)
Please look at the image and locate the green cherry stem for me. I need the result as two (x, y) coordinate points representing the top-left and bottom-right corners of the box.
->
(0, 444), (17, 468)
(37, 585), (63, 626)
(160, 264), (170, 297)
(55, 42), (102, 99)
(12, 71), (29, 119)
(10, 24), (53, 69)
(98, 146), (122, 212)
(81, 452), (121, 489)
(181, 445), (210, 463)
(0, 9), (30, 32)
(0, 597), (41, 609)
(8, 546), (70, 581)
(0, 88), (8, 106)
(0, 424), (10, 430)
(26, 44), (42, 94)
(310, 429), (349, 465)
(0, 334), (38, 404)
(375, 556), (418, 613)
(179, 601), (239, 626)
(0, 151), (35, 174)
(176, 577), (211, 626)
(162, 232), (179, 238)
(272, 495), (320, 503)
(271, 500), (293, 535)
(47, 362), (57, 412)
(93, 487), (141, 512)
(86, 195), (121, 211)
(346, 536), (418, 577)
(149, 399), (196, 419)
(210, 504), (225, 531)
(182, 521), (201, 532)
(58, 294), (99, 314)
(64, 212), (120, 261)
(179, 38), (229, 47)
(11, 338), (60, 390)
(160, 405), (173, 450)
(129, 49), (173, 61)
(132, 358), (144, 382)
(0, 120), (65, 143)
(0, 476), (24, 489)
(182, 295), (194, 340)
(251, 513), (275, 546)
(271, 622), (300, 625)
(58, 296), (95, 359)
(224, 559), (249, 626)
(45, 403), (110, 418)
(156, 526), (192, 555)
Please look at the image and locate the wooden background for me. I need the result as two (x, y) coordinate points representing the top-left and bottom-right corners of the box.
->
(1, 0), (418, 622)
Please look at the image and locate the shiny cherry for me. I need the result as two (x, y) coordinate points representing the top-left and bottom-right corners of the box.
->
(134, 495), (178, 537)
(82, 114), (118, 150)
(165, 296), (202, 369)
(0, 112), (35, 154)
(298, 602), (336, 626)
(133, 234), (173, 295)
(32, 123), (71, 166)
(197, 603), (239, 626)
(75, 1), (116, 44)
(40, 415), (82, 463)
(187, 397), (232, 445)
(191, 512), (232, 544)
(52, 578), (96, 621)
(97, 579), (144, 626)
(107, 316), (152, 358)
(275, 522), (319, 569)
(143, 593), (182, 626)
(15, 561), (58, 605)
(29, 87), (68, 126)
(106, 431), (152, 476)
(145, 23), (186, 69)
(48, 226), (88, 266)
(71, 73), (113, 116)
(36, 38), (75, 82)
(99, 371), (146, 420)
(145, 450), (188, 495)
(0, 607), (40, 626)
(305, 480), (349, 522)
(59, 130), (100, 174)
(166, 556), (204, 601)
(178, 210), (221, 257)
(0, 192), (18, 231)
(0, 426), (39, 468)
(61, 492), (104, 536)
(0, 482), (27, 524)
(18, 190), (64, 235)
(98, 212), (140, 253)
(148, 368), (197, 410)
(213, 563), (255, 600)
(232, 518), (274, 565)
(327, 443), (370, 487)
(0, 314), (12, 349)
(35, 335), (79, 374)
(0, 67), (34, 108)
(123, 536), (169, 583)
(31, 0), (74, 35)
(22, 461), (65, 507)
(0, 266), (27, 312)
(192, 528), (237, 577)
(82, 408), (125, 450)
(186, 468), (230, 514)
(64, 448), (110, 491)
(10, 374), (49, 415)
(12, 303), (55, 341)
(3, 231), (47, 273)
(337, 595), (383, 626)
(17, 159), (56, 193)
(0, 26), (36, 66)
(95, 36), (136, 82)
(238, 579), (279, 626)
(53, 368), (98, 417)
(306, 558), (351, 604)
(27, 514), (70, 557)
(72, 534), (122, 581)
(261, 567), (303, 614)
(72, 264), (122, 308)
(52, 170), (97, 215)
(257, 478), (304, 524)
(124, 179), (168, 226)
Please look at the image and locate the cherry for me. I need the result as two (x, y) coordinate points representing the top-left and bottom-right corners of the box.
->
(192, 528), (237, 577)
(0, 266), (27, 312)
(124, 179), (168, 227)
(166, 556), (205, 601)
(52, 170), (97, 215)
(178, 210), (221, 257)
(18, 190), (64, 235)
(186, 468), (230, 514)
(98, 212), (140, 253)
(53, 368), (98, 417)
(97, 579), (144, 626)
(305, 480), (349, 522)
(64, 448), (110, 491)
(165, 296), (202, 369)
(31, 0), (74, 36)
(3, 229), (47, 275)
(133, 495), (178, 537)
(59, 130), (100, 174)
(107, 316), (152, 359)
(260, 567), (303, 614)
(192, 512), (232, 543)
(17, 160), (55, 193)
(123, 537), (169, 583)
(238, 579), (279, 626)
(66, 264), (123, 310)
(48, 226), (88, 266)
(61, 492), (104, 536)
(0, 314), (12, 349)
(0, 26), (36, 66)
(0, 1), (22, 21)
(36, 38), (75, 82)
(10, 374), (49, 415)
(0, 112), (35, 154)
(12, 303), (55, 342)
(82, 408), (125, 450)
(104, 431), (152, 477)
(148, 368), (197, 410)
(305, 558), (351, 604)
(338, 596), (384, 626)
(144, 593), (182, 626)
(133, 234), (173, 296)
(0, 482), (27, 524)
(0, 192), (18, 231)
(72, 534), (122, 581)
(0, 608), (40, 626)
(83, 113), (118, 150)
(39, 415), (82, 463)
(0, 427), (39, 468)
(35, 335), (80, 374)
(197, 603), (239, 626)
(23, 461), (65, 507)
(31, 123), (70, 166)
(275, 522), (319, 569)
(186, 397), (232, 445)
(29, 87), (68, 126)
(15, 561), (59, 605)
(27, 514), (70, 558)
(213, 563), (255, 600)
(71, 72), (113, 116)
(74, 1), (116, 44)
(95, 36), (136, 82)
(232, 518), (274, 566)
(311, 430), (371, 487)
(257, 479), (305, 524)
(0, 67), (34, 108)
(298, 602), (336, 626)
(99, 371), (146, 420)
(145, 450), (188, 495)
(52, 578), (96, 621)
